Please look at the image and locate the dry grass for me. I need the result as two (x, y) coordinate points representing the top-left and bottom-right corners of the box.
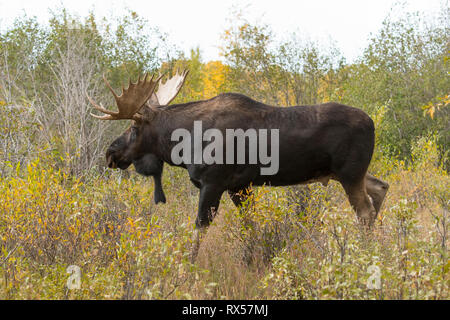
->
(0, 136), (448, 299)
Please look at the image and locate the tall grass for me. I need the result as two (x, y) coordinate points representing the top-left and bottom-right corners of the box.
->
(0, 135), (448, 299)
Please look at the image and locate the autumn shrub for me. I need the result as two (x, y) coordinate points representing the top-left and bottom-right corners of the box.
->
(0, 133), (448, 299)
(223, 186), (302, 266)
(260, 135), (449, 300)
(0, 158), (213, 299)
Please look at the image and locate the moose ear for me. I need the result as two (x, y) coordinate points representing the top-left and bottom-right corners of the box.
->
(136, 103), (159, 122)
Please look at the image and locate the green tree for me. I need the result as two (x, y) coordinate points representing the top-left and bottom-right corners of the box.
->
(339, 8), (449, 159)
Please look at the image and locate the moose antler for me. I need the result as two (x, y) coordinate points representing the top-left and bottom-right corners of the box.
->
(87, 73), (162, 121)
(150, 69), (189, 106)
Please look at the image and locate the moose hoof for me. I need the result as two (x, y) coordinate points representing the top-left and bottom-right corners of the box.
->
(190, 229), (202, 263)
(358, 214), (375, 230)
(190, 228), (208, 263)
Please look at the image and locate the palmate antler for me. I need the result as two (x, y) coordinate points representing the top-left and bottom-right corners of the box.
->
(87, 73), (162, 121)
(149, 69), (189, 106)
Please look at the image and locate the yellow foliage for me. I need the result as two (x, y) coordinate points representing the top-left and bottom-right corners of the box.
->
(422, 94), (449, 119)
(0, 148), (448, 299)
(202, 61), (230, 99)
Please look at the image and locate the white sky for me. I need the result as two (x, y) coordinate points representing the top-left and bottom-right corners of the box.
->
(0, 0), (445, 62)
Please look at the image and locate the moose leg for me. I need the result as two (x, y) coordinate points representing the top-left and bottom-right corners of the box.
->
(365, 173), (389, 217)
(152, 174), (166, 204)
(228, 186), (253, 208)
(196, 184), (224, 228)
(341, 178), (377, 227)
(191, 184), (224, 262)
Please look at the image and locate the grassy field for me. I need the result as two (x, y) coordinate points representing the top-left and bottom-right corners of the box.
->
(0, 135), (448, 300)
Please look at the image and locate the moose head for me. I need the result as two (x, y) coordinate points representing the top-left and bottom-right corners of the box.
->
(87, 70), (189, 204)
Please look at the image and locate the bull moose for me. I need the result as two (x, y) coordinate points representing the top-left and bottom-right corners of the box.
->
(87, 70), (389, 249)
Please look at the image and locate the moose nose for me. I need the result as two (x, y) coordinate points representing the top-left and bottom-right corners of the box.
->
(106, 154), (118, 169)
(108, 161), (117, 169)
